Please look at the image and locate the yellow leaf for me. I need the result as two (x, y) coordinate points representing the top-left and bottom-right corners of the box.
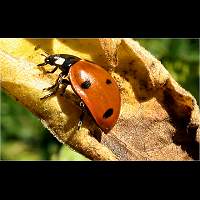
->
(0, 38), (199, 160)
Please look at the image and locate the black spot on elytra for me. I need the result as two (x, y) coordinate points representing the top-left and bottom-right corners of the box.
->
(103, 108), (113, 119)
(106, 79), (112, 84)
(81, 80), (91, 89)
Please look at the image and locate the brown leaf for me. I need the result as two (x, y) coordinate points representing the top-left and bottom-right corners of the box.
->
(0, 38), (199, 160)
(99, 38), (121, 68)
(98, 39), (199, 160)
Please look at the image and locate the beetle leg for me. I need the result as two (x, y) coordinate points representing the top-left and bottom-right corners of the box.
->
(43, 83), (58, 91)
(59, 79), (71, 96)
(77, 101), (87, 130)
(42, 76), (60, 92)
(37, 62), (47, 67)
(40, 90), (59, 100)
(40, 72), (66, 100)
(46, 66), (59, 73)
(40, 83), (60, 99)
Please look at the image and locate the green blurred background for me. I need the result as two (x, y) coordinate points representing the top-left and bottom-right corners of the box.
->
(1, 39), (199, 160)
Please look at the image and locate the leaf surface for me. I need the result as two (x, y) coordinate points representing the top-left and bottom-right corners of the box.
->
(0, 38), (199, 160)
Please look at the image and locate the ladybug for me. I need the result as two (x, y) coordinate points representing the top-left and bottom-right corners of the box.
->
(37, 54), (121, 133)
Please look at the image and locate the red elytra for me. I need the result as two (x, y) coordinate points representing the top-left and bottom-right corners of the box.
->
(69, 60), (121, 133)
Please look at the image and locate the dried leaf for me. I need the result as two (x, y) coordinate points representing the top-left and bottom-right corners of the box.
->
(0, 38), (199, 160)
(99, 38), (121, 68)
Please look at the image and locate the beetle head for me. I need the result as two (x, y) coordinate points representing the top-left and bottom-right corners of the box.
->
(37, 54), (57, 66)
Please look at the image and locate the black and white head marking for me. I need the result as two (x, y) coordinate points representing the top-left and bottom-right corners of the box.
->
(54, 56), (66, 65)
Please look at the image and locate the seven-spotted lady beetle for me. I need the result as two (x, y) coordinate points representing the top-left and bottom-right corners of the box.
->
(38, 54), (121, 133)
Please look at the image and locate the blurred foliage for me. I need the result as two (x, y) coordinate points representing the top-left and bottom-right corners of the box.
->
(138, 39), (199, 103)
(0, 39), (199, 160)
(0, 91), (88, 161)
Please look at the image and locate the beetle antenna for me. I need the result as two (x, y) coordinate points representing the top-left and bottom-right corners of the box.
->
(41, 54), (47, 57)
(45, 51), (49, 56)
